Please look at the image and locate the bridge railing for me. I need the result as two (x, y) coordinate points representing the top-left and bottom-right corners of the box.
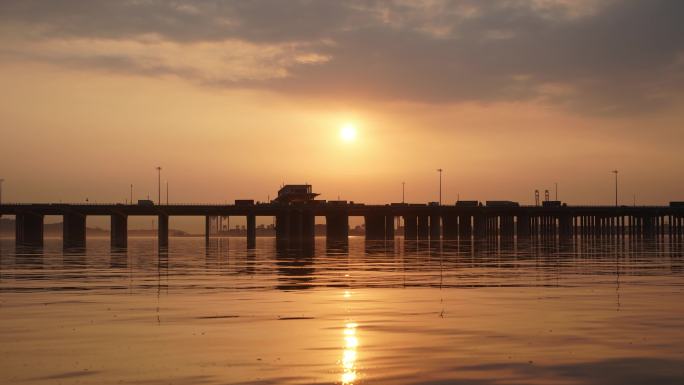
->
(0, 203), (678, 209)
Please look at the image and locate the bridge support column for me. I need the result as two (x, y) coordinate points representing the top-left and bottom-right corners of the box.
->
(501, 216), (514, 238)
(205, 216), (211, 244)
(429, 214), (440, 240)
(645, 216), (656, 238)
(442, 214), (458, 240)
(417, 215), (429, 240)
(111, 213), (127, 248)
(16, 213), (44, 247)
(247, 214), (256, 248)
(276, 212), (291, 244)
(489, 216), (498, 238)
(289, 210), (303, 242)
(517, 215), (530, 237)
(559, 215), (572, 238)
(404, 215), (417, 240)
(459, 215), (472, 239)
(365, 214), (385, 240)
(283, 209), (314, 247)
(385, 215), (395, 240)
(326, 213), (349, 241)
(158, 214), (169, 248)
(63, 213), (86, 248)
(302, 210), (315, 244)
(673, 216), (678, 238)
(473, 214), (486, 239)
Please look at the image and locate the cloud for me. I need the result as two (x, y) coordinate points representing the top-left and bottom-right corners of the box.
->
(1, 0), (683, 114)
(0, 34), (330, 83)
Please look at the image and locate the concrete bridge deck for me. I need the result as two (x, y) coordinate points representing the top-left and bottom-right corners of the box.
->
(1, 202), (683, 248)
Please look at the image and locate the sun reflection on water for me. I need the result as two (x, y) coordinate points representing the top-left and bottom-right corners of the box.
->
(341, 321), (359, 384)
(340, 290), (359, 384)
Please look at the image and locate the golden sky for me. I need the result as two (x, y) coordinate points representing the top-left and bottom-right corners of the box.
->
(1, 0), (683, 210)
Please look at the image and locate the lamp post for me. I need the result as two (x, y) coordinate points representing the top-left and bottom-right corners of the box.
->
(402, 182), (405, 203)
(437, 169), (443, 205)
(555, 182), (558, 201)
(156, 167), (162, 205)
(611, 170), (618, 206)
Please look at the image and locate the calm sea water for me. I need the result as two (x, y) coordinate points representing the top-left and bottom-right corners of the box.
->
(1, 236), (683, 385)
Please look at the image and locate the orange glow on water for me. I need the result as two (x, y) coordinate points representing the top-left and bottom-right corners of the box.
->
(341, 321), (359, 384)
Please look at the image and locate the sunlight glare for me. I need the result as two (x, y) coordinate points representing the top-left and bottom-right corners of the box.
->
(341, 320), (359, 384)
(340, 123), (357, 142)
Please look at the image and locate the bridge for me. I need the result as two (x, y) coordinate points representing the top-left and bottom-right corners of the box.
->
(1, 201), (683, 248)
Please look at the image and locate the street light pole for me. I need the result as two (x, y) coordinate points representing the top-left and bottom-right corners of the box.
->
(555, 182), (558, 201)
(156, 166), (162, 205)
(437, 169), (443, 205)
(612, 170), (618, 206)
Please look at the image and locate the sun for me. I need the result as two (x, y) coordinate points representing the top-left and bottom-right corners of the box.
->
(340, 123), (357, 142)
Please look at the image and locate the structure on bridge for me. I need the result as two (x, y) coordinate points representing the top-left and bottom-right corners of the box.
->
(274, 184), (319, 204)
(1, 185), (684, 249)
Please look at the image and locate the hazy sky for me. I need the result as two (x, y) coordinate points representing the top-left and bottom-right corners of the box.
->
(1, 0), (683, 213)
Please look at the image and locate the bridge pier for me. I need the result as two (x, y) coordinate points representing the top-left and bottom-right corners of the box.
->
(276, 212), (290, 244)
(326, 212), (349, 241)
(429, 214), (440, 240)
(282, 209), (315, 247)
(111, 213), (127, 248)
(673, 216), (678, 237)
(385, 215), (395, 240)
(205, 216), (211, 244)
(404, 215), (417, 240)
(63, 213), (86, 248)
(459, 215), (472, 239)
(646, 216), (652, 237)
(158, 214), (169, 247)
(302, 210), (315, 244)
(501, 215), (514, 238)
(473, 214), (486, 239)
(516, 215), (530, 237)
(289, 210), (303, 241)
(559, 215), (572, 238)
(16, 213), (44, 247)
(417, 215), (429, 240)
(442, 214), (458, 240)
(488, 216), (498, 238)
(247, 214), (256, 248)
(365, 214), (385, 240)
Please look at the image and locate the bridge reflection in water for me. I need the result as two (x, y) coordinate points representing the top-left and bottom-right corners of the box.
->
(1, 236), (684, 384)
